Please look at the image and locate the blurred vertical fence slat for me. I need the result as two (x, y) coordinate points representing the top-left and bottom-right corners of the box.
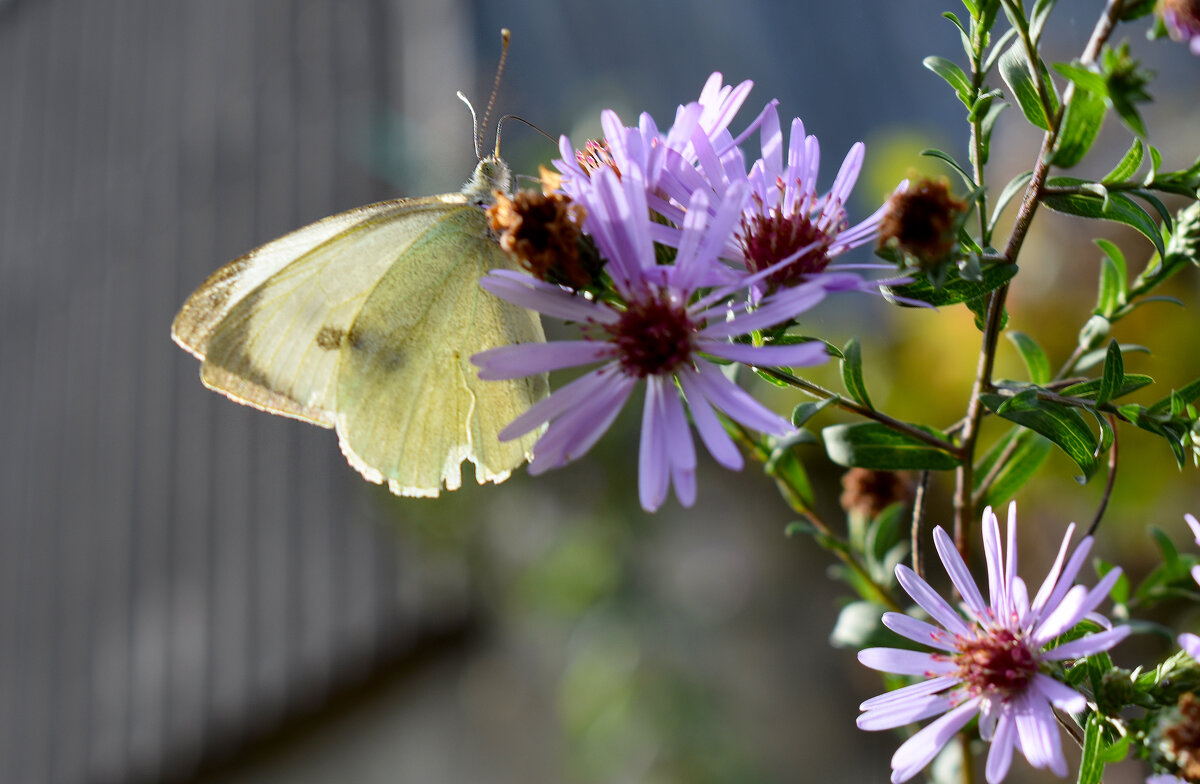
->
(0, 1), (476, 782)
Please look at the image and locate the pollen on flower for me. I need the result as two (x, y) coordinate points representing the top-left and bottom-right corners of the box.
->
(738, 194), (837, 288)
(603, 293), (696, 378)
(488, 190), (600, 290)
(950, 626), (1039, 697)
(877, 177), (966, 269)
(576, 138), (622, 179)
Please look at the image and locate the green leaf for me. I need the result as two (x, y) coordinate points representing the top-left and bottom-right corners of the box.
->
(882, 262), (1017, 307)
(924, 56), (973, 105)
(1029, 0), (1058, 43)
(1042, 179), (1167, 257)
(921, 148), (977, 189)
(975, 429), (1053, 510)
(1076, 714), (1105, 784)
(766, 442), (816, 511)
(1051, 87), (1106, 168)
(1076, 343), (1148, 372)
(982, 389), (1099, 478)
(989, 170), (1033, 233)
(840, 337), (873, 410)
(1149, 377), (1200, 414)
(1052, 62), (1109, 95)
(1119, 0), (1157, 20)
(829, 601), (892, 649)
(822, 423), (961, 470)
(1102, 138), (1145, 184)
(1095, 341), (1125, 406)
(1093, 238), (1128, 307)
(1007, 331), (1052, 384)
(1060, 373), (1153, 401)
(792, 397), (837, 428)
(999, 41), (1056, 131)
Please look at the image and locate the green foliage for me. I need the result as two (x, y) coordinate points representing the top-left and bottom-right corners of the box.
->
(823, 422), (961, 470)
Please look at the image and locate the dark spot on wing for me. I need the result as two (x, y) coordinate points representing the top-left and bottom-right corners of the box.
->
(316, 326), (345, 350)
(346, 325), (404, 372)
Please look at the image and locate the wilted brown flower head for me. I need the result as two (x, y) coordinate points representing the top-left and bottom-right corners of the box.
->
(1161, 692), (1200, 780)
(488, 189), (601, 290)
(877, 178), (966, 269)
(839, 468), (912, 519)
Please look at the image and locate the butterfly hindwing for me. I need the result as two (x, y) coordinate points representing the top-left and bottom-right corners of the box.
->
(175, 197), (461, 426)
(333, 204), (547, 496)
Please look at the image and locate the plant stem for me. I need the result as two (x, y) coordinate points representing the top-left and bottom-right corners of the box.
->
(951, 0), (1126, 556)
(756, 367), (961, 455)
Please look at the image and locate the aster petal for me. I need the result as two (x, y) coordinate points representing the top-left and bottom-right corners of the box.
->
(700, 340), (829, 368)
(932, 526), (988, 619)
(982, 507), (1006, 615)
(697, 283), (827, 338)
(480, 270), (618, 324)
(1014, 691), (1066, 775)
(1193, 565), (1200, 590)
(1187, 513), (1200, 545)
(824, 141), (864, 222)
(472, 341), (610, 380)
(677, 367), (743, 470)
(1040, 625), (1130, 661)
(1030, 672), (1087, 714)
(895, 564), (973, 638)
(1180, 632), (1200, 659)
(1038, 535), (1094, 622)
(499, 366), (620, 441)
(638, 377), (671, 512)
(859, 676), (960, 711)
(759, 103), (783, 183)
(689, 359), (793, 436)
(525, 372), (636, 472)
(889, 699), (981, 784)
(985, 713), (1017, 784)
(858, 693), (956, 731)
(881, 612), (957, 652)
(660, 377), (697, 477)
(1030, 523), (1077, 616)
(857, 647), (956, 677)
(1003, 501), (1019, 615)
(1031, 584), (1088, 645)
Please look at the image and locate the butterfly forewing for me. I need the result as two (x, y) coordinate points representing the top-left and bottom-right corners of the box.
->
(334, 205), (547, 496)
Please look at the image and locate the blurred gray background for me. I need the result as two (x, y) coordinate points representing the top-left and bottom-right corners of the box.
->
(1, 1), (1197, 783)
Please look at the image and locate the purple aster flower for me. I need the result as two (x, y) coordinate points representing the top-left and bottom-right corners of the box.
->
(1177, 514), (1200, 660)
(858, 503), (1130, 784)
(650, 102), (907, 295)
(472, 165), (858, 512)
(1161, 0), (1200, 55)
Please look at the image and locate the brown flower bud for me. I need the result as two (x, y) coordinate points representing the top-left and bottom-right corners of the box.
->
(877, 178), (966, 270)
(839, 468), (912, 520)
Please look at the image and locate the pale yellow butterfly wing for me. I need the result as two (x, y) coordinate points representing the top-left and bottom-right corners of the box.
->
(333, 204), (547, 496)
(172, 187), (547, 497)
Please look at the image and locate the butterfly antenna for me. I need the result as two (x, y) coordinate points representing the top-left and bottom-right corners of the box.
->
(495, 114), (557, 155)
(484, 28), (511, 158)
(456, 91), (483, 161)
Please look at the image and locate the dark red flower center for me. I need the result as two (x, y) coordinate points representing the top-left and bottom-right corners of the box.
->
(738, 206), (835, 288)
(952, 627), (1038, 696)
(603, 293), (695, 378)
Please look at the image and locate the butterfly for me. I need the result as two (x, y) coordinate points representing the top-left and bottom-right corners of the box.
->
(171, 153), (548, 497)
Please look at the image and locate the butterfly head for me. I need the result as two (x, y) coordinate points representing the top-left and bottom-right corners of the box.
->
(461, 155), (512, 205)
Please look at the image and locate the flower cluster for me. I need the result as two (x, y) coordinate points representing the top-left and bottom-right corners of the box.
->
(857, 504), (1129, 784)
(474, 74), (903, 510)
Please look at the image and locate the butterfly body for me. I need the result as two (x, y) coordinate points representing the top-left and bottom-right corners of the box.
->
(172, 157), (548, 497)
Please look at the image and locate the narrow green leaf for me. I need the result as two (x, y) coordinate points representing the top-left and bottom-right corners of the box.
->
(924, 56), (973, 105)
(1149, 377), (1200, 414)
(792, 397), (837, 428)
(1096, 255), (1121, 317)
(840, 337), (874, 410)
(882, 262), (1018, 307)
(1060, 373), (1153, 401)
(766, 443), (816, 511)
(1093, 239), (1128, 294)
(1051, 87), (1106, 168)
(982, 389), (1099, 478)
(1076, 343), (1148, 372)
(1007, 331), (1052, 384)
(1029, 0), (1058, 43)
(1076, 714), (1105, 784)
(1052, 62), (1109, 95)
(921, 148), (977, 189)
(1000, 42), (1052, 130)
(822, 423), (961, 470)
(1102, 139), (1145, 184)
(1096, 340), (1125, 406)
(1042, 179), (1167, 257)
(982, 28), (1019, 76)
(976, 99), (1008, 165)
(989, 170), (1033, 233)
(975, 429), (1053, 510)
